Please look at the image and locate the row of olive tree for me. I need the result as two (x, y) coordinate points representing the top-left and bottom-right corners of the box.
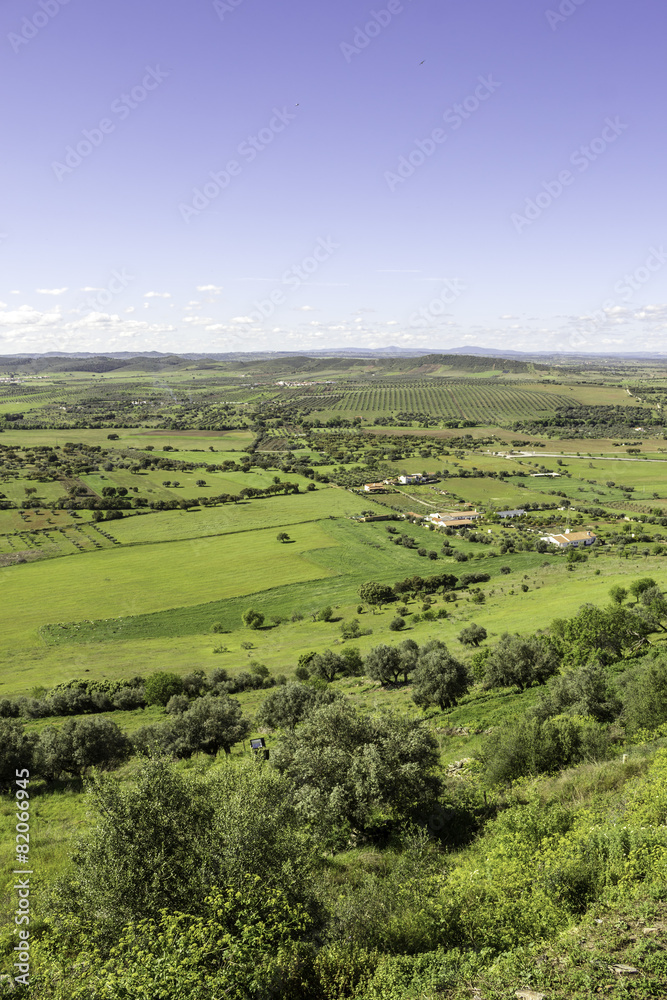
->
(0, 694), (254, 789)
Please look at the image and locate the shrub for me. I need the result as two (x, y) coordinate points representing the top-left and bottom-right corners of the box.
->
(165, 694), (191, 715)
(389, 616), (406, 631)
(144, 672), (184, 707)
(480, 715), (613, 785)
(341, 618), (362, 640)
(242, 608), (265, 630)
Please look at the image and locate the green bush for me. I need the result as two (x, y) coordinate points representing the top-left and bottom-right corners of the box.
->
(144, 671), (184, 707)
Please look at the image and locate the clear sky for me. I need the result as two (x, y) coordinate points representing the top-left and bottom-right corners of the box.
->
(1, 0), (666, 355)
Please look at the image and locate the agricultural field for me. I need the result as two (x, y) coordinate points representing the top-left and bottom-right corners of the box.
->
(3, 351), (667, 997)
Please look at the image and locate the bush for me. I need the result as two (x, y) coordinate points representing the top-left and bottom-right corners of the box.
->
(480, 715), (613, 785)
(460, 572), (490, 587)
(144, 672), (184, 707)
(623, 651), (667, 732)
(389, 616), (406, 631)
(242, 608), (265, 630)
(112, 686), (146, 711)
(165, 694), (191, 715)
(533, 662), (622, 724)
(0, 720), (35, 790)
(500, 565), (511, 574)
(318, 606), (334, 622)
(339, 619), (360, 643)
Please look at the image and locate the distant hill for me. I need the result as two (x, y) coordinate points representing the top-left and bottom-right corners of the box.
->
(1, 347), (666, 376)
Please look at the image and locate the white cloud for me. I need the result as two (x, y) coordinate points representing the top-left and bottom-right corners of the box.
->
(196, 285), (222, 293)
(81, 286), (103, 292)
(231, 316), (253, 323)
(293, 305), (315, 311)
(0, 304), (62, 326)
(36, 287), (68, 295)
(182, 316), (213, 326)
(144, 291), (172, 299)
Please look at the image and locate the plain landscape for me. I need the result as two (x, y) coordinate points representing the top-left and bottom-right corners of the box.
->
(1, 350), (667, 997)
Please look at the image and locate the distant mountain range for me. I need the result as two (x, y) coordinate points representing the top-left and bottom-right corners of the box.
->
(2, 346), (667, 362)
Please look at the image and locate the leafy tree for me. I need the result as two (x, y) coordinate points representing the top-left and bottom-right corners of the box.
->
(318, 606), (333, 622)
(182, 669), (207, 697)
(171, 695), (251, 756)
(622, 652), (667, 732)
(36, 718), (131, 781)
(365, 644), (403, 685)
(629, 577), (657, 603)
(483, 633), (559, 691)
(359, 581), (394, 609)
(0, 720), (35, 791)
(309, 649), (345, 683)
(276, 532), (290, 543)
(550, 604), (653, 667)
(609, 584), (628, 605)
(412, 641), (469, 711)
(257, 682), (340, 732)
(532, 662), (622, 724)
(144, 671), (184, 707)
(398, 638), (419, 683)
(46, 757), (220, 940)
(389, 616), (406, 631)
(242, 608), (265, 630)
(458, 623), (487, 647)
(637, 586), (667, 631)
(272, 700), (440, 840)
(339, 646), (364, 676)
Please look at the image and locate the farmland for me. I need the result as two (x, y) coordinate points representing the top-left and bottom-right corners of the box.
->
(3, 351), (667, 997)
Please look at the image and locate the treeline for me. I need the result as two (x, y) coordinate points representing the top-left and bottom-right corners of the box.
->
(514, 403), (664, 438)
(0, 664), (284, 721)
(0, 693), (253, 787)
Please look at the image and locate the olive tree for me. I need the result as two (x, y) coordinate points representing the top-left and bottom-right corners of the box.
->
(412, 641), (469, 711)
(272, 700), (440, 841)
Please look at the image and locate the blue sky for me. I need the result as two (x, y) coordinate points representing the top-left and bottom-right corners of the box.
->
(1, 0), (666, 355)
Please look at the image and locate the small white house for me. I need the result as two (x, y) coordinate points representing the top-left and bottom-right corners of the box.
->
(541, 529), (596, 549)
